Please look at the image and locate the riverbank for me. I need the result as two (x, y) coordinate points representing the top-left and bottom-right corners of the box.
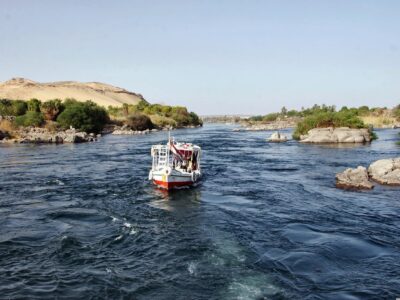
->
(0, 123), (203, 144)
(0, 127), (99, 144)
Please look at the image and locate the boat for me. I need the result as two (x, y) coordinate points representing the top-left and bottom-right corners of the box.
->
(149, 136), (202, 190)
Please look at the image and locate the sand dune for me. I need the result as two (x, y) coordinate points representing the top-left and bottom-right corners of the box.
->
(0, 78), (145, 107)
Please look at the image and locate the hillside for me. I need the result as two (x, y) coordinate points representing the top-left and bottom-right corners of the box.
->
(0, 78), (145, 107)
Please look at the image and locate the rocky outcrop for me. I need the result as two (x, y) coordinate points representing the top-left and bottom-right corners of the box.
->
(112, 129), (151, 135)
(368, 158), (400, 185)
(0, 127), (98, 144)
(111, 124), (200, 135)
(267, 132), (288, 142)
(335, 166), (374, 190)
(111, 125), (159, 135)
(234, 119), (298, 132)
(300, 127), (371, 143)
(335, 157), (400, 190)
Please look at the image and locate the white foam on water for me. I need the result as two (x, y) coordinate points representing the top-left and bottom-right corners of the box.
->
(114, 235), (123, 241)
(211, 232), (247, 264)
(111, 216), (119, 222)
(188, 262), (197, 275)
(224, 275), (280, 300)
(106, 268), (112, 273)
(123, 222), (132, 228)
(206, 229), (281, 299)
(129, 228), (137, 235)
(55, 179), (64, 186)
(147, 199), (175, 212)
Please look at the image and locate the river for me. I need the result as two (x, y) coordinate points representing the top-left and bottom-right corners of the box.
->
(0, 124), (399, 299)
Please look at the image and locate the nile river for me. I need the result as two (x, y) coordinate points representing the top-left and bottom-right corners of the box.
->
(0, 125), (399, 299)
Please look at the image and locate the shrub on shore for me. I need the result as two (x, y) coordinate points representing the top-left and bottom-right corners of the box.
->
(14, 111), (45, 127)
(107, 100), (202, 129)
(57, 100), (109, 133)
(27, 99), (41, 112)
(150, 115), (177, 128)
(126, 113), (154, 131)
(40, 99), (64, 121)
(0, 99), (28, 116)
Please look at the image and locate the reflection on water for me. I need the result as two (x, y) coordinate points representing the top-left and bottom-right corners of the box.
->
(0, 125), (399, 299)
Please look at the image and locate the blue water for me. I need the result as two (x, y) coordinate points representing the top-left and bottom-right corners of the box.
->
(0, 125), (399, 299)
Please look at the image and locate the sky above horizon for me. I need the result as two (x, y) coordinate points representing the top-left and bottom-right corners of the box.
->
(1, 0), (399, 115)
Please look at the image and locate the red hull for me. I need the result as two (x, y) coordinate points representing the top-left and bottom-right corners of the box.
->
(153, 179), (194, 190)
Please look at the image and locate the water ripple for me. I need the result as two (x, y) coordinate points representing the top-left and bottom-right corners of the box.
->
(0, 125), (399, 299)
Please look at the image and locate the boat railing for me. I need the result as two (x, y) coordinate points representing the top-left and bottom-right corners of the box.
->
(151, 144), (170, 171)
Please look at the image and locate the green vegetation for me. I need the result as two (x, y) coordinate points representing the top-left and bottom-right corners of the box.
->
(245, 104), (384, 140)
(0, 97), (199, 134)
(40, 99), (64, 121)
(0, 99), (27, 116)
(107, 100), (202, 129)
(1, 98), (108, 133)
(126, 113), (154, 131)
(27, 98), (41, 112)
(247, 104), (337, 123)
(247, 104), (387, 124)
(57, 100), (109, 134)
(14, 111), (45, 127)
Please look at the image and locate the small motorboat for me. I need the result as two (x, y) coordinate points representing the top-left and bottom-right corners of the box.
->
(149, 136), (202, 190)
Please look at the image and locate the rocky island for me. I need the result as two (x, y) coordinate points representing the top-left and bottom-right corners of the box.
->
(234, 105), (399, 144)
(299, 127), (372, 143)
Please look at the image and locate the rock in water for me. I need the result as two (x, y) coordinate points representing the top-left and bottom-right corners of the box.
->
(335, 166), (374, 189)
(368, 158), (400, 185)
(267, 132), (288, 142)
(300, 127), (371, 143)
(5, 127), (97, 144)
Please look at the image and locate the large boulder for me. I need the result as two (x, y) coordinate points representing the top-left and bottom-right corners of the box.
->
(368, 158), (400, 185)
(336, 166), (374, 190)
(267, 131), (288, 142)
(300, 127), (371, 143)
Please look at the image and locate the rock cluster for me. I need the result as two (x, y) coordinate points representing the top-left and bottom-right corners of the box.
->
(111, 124), (200, 135)
(300, 127), (371, 143)
(234, 120), (297, 132)
(336, 157), (400, 189)
(112, 125), (159, 135)
(335, 166), (374, 189)
(0, 127), (98, 144)
(267, 132), (288, 142)
(368, 158), (400, 185)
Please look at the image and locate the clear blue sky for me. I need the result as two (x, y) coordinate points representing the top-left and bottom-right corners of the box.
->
(1, 0), (399, 115)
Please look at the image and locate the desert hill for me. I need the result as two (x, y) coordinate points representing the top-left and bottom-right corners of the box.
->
(0, 78), (145, 107)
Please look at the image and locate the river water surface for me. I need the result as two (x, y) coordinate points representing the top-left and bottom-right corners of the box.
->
(0, 125), (399, 299)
